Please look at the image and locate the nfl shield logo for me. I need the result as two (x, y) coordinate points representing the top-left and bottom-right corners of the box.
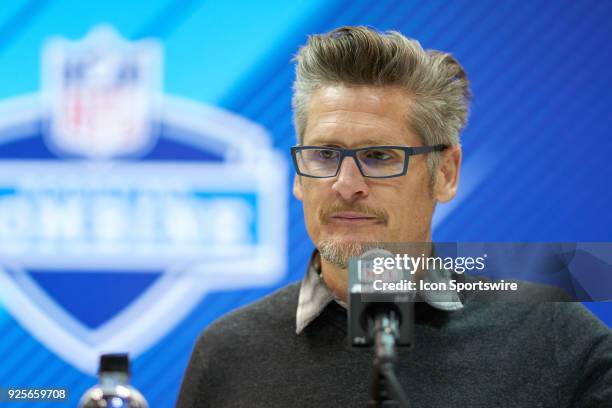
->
(0, 26), (287, 374)
(43, 26), (161, 159)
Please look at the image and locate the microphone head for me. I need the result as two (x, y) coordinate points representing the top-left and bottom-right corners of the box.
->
(359, 248), (402, 287)
(349, 247), (415, 301)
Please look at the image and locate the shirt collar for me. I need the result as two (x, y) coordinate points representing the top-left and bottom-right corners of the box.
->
(296, 250), (464, 334)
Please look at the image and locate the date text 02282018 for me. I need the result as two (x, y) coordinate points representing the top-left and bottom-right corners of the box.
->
(0, 387), (69, 402)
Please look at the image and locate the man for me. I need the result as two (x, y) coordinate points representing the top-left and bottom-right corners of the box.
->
(177, 26), (612, 407)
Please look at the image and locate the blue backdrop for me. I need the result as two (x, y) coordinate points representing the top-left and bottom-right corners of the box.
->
(0, 1), (610, 406)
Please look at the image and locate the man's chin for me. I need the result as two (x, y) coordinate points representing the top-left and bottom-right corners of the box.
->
(318, 239), (369, 269)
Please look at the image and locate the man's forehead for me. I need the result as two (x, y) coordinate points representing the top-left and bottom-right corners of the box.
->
(303, 86), (420, 147)
(305, 134), (407, 148)
(303, 120), (421, 148)
(309, 85), (412, 111)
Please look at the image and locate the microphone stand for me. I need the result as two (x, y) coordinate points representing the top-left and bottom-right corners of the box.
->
(367, 310), (410, 408)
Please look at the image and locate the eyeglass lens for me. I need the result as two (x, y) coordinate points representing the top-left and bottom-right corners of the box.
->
(295, 148), (406, 177)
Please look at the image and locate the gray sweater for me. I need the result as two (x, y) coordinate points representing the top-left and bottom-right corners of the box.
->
(177, 281), (612, 407)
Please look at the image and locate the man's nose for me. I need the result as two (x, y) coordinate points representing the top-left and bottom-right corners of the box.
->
(331, 157), (369, 202)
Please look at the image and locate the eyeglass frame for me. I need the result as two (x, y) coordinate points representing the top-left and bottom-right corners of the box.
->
(290, 144), (449, 179)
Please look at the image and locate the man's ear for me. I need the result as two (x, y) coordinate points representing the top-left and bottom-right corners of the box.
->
(434, 146), (461, 203)
(293, 175), (303, 201)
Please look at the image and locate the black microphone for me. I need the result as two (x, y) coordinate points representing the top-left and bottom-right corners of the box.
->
(348, 248), (415, 348)
(348, 248), (414, 407)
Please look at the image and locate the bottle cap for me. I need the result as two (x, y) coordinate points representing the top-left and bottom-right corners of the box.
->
(99, 353), (130, 374)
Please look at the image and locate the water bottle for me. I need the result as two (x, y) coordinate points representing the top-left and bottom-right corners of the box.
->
(79, 353), (148, 408)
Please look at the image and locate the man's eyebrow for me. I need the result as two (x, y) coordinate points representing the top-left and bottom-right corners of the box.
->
(306, 136), (400, 146)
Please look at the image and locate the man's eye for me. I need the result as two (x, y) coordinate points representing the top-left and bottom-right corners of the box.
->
(316, 149), (338, 160)
(363, 150), (392, 161)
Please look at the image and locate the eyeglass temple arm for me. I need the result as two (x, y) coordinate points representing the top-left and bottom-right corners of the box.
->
(409, 144), (449, 155)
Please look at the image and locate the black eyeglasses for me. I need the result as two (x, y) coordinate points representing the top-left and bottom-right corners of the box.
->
(291, 145), (448, 178)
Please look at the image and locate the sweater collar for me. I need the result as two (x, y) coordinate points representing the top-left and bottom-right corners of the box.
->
(296, 250), (464, 334)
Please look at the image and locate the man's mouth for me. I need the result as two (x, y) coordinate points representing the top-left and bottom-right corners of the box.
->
(327, 212), (381, 224)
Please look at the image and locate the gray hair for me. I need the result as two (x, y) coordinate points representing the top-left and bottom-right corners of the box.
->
(292, 26), (471, 182)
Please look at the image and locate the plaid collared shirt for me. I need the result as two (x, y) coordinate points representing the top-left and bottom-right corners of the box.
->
(296, 250), (464, 334)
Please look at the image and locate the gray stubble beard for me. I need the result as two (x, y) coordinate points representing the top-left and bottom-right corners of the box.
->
(318, 239), (367, 269)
